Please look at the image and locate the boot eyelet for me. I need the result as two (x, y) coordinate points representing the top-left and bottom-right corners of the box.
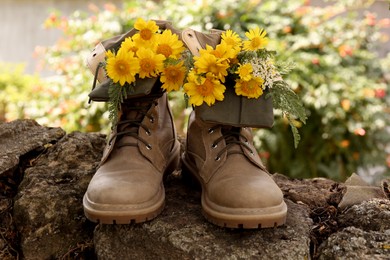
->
(149, 117), (154, 123)
(208, 128), (214, 134)
(250, 151), (254, 156)
(146, 144), (152, 150)
(146, 130), (151, 136)
(215, 156), (221, 161)
(211, 143), (217, 149)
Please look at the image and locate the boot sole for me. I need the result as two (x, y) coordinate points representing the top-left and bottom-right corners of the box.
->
(83, 141), (181, 224)
(83, 186), (166, 224)
(182, 153), (287, 229)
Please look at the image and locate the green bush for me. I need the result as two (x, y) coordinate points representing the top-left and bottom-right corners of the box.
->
(0, 63), (42, 122)
(252, 1), (390, 180)
(29, 0), (389, 180)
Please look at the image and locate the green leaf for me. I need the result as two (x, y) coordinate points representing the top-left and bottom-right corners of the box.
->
(269, 81), (307, 123)
(268, 80), (307, 147)
(108, 83), (132, 125)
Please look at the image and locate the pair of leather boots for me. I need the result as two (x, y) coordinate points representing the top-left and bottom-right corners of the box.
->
(83, 22), (287, 229)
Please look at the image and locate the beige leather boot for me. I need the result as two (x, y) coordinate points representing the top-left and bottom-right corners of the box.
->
(181, 28), (287, 229)
(182, 112), (287, 229)
(83, 88), (180, 224)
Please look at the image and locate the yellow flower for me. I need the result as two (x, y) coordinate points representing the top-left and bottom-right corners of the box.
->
(221, 30), (242, 52)
(184, 72), (226, 106)
(132, 18), (159, 48)
(156, 30), (185, 59)
(120, 37), (138, 53)
(106, 49), (140, 86)
(205, 41), (237, 60)
(160, 61), (186, 92)
(236, 63), (253, 81)
(136, 47), (165, 78)
(194, 53), (229, 82)
(235, 76), (264, 99)
(243, 27), (269, 51)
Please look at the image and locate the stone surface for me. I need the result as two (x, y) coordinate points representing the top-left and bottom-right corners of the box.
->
(0, 120), (66, 259)
(273, 173), (345, 209)
(318, 227), (390, 260)
(13, 131), (106, 259)
(94, 174), (312, 260)
(318, 199), (390, 259)
(338, 173), (386, 210)
(0, 119), (65, 178)
(338, 199), (390, 232)
(1, 120), (389, 259)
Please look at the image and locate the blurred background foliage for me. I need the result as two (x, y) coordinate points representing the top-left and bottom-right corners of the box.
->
(1, 0), (389, 182)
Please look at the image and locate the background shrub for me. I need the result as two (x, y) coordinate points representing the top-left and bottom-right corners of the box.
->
(4, 0), (389, 181)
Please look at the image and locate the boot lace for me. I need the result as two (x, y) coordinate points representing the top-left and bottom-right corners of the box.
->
(208, 126), (254, 161)
(108, 93), (163, 149)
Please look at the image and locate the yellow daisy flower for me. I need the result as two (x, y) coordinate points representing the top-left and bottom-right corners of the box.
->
(160, 61), (186, 92)
(221, 30), (242, 52)
(234, 76), (264, 99)
(184, 72), (226, 106)
(156, 30), (185, 59)
(132, 18), (159, 48)
(243, 27), (269, 51)
(120, 37), (139, 53)
(236, 63), (253, 81)
(106, 49), (140, 86)
(133, 18), (159, 40)
(194, 53), (229, 82)
(136, 47), (165, 78)
(205, 41), (237, 60)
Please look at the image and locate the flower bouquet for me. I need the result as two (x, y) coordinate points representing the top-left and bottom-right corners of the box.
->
(87, 18), (187, 124)
(88, 18), (306, 147)
(181, 26), (306, 147)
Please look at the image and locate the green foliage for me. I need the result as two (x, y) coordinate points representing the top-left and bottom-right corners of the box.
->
(0, 63), (41, 122)
(9, 0), (388, 180)
(268, 80), (307, 148)
(108, 82), (132, 125)
(250, 0), (390, 180)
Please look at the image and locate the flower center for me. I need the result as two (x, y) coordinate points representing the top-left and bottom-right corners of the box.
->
(140, 58), (155, 72)
(225, 38), (236, 46)
(167, 69), (178, 79)
(157, 44), (173, 58)
(140, 29), (153, 40)
(115, 61), (129, 75)
(251, 37), (261, 48)
(197, 79), (214, 97)
(241, 80), (258, 94)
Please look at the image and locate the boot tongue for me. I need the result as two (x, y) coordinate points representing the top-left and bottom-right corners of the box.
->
(221, 126), (243, 154)
(115, 99), (153, 146)
(120, 101), (147, 128)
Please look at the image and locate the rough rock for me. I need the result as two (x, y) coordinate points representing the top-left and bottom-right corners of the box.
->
(0, 119), (65, 197)
(338, 173), (386, 209)
(0, 120), (66, 259)
(13, 131), (106, 259)
(1, 120), (390, 259)
(338, 199), (390, 232)
(318, 199), (390, 259)
(94, 175), (312, 260)
(318, 226), (390, 260)
(0, 119), (65, 176)
(273, 173), (345, 209)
